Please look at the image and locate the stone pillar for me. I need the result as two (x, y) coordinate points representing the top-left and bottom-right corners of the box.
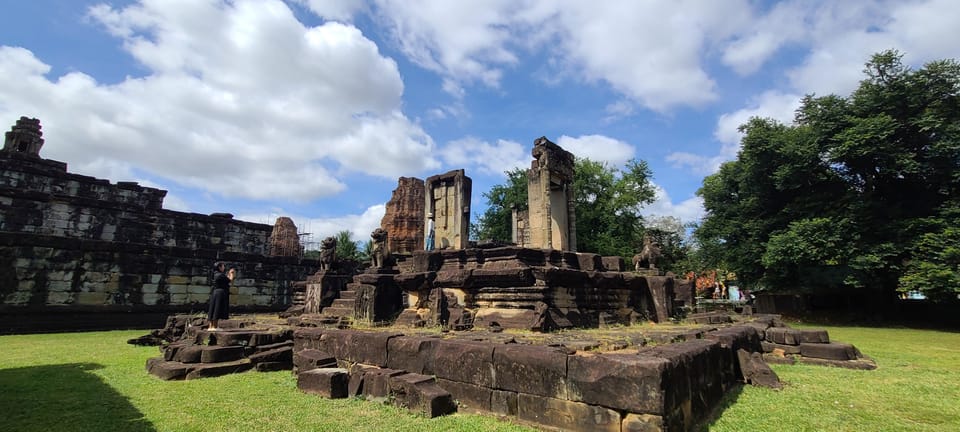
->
(526, 137), (576, 251)
(424, 170), (472, 250)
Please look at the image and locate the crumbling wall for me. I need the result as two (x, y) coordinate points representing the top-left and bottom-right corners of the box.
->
(380, 177), (425, 254)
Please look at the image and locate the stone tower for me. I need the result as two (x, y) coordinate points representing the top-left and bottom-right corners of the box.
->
(3, 117), (45, 156)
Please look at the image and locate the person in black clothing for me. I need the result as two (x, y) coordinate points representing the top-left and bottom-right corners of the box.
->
(207, 261), (235, 331)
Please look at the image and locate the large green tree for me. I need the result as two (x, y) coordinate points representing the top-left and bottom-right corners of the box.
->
(696, 50), (960, 304)
(474, 158), (657, 258)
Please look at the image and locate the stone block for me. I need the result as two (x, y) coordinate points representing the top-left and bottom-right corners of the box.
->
(736, 349), (782, 389)
(185, 359), (252, 379)
(173, 345), (204, 363)
(255, 361), (290, 372)
(166, 284), (188, 294)
(187, 285), (210, 295)
(293, 349), (337, 373)
(297, 368), (349, 398)
(567, 352), (668, 414)
(799, 342), (858, 361)
(362, 367), (407, 399)
(146, 358), (193, 381)
(348, 364), (379, 397)
(621, 413), (666, 432)
(800, 329), (830, 344)
(761, 341), (801, 355)
(517, 393), (620, 432)
(493, 344), (568, 399)
(200, 346), (245, 363)
(765, 327), (803, 345)
(389, 373), (457, 418)
(491, 389), (518, 417)
(436, 378), (492, 412)
(249, 346), (292, 364)
(386, 336), (438, 374)
(74, 291), (107, 305)
(432, 340), (496, 388)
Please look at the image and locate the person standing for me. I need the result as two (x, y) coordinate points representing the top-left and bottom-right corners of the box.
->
(425, 213), (435, 251)
(207, 261), (235, 331)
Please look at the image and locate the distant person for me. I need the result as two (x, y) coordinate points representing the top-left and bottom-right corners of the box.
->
(207, 261), (235, 331)
(425, 213), (435, 251)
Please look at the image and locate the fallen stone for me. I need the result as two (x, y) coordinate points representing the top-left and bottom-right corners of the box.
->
(388, 373), (457, 418)
(297, 367), (349, 398)
(621, 413), (666, 432)
(293, 349), (337, 373)
(798, 356), (877, 370)
(736, 349), (782, 389)
(200, 345), (245, 363)
(146, 357), (193, 380)
(185, 358), (253, 379)
(799, 342), (858, 361)
(362, 367), (407, 400)
(248, 346), (292, 364)
(799, 329), (830, 344)
(172, 345), (203, 363)
(255, 361), (291, 372)
(761, 341), (801, 355)
(765, 327), (803, 345)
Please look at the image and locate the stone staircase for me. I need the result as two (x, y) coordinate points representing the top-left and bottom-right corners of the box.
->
(319, 284), (358, 321)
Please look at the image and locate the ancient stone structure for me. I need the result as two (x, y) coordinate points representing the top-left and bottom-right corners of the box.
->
(369, 228), (390, 268)
(3, 116), (44, 156)
(633, 234), (662, 271)
(268, 217), (303, 257)
(317, 236), (336, 272)
(522, 137), (576, 251)
(0, 118), (316, 333)
(424, 169), (471, 250)
(380, 177), (425, 254)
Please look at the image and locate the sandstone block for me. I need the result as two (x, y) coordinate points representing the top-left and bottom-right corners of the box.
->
(436, 378), (492, 412)
(297, 368), (349, 398)
(293, 349), (337, 373)
(389, 373), (457, 418)
(386, 336), (438, 374)
(493, 344), (568, 399)
(248, 346), (292, 364)
(432, 340), (496, 387)
(765, 327), (803, 345)
(800, 329), (830, 344)
(799, 342), (858, 361)
(146, 358), (193, 380)
(621, 413), (666, 432)
(185, 359), (252, 379)
(518, 393), (620, 432)
(200, 346), (245, 363)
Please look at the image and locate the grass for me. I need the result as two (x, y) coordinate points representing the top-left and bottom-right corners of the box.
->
(1, 324), (958, 431)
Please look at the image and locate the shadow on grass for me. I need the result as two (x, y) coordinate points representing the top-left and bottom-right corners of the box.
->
(0, 363), (155, 432)
(694, 383), (746, 432)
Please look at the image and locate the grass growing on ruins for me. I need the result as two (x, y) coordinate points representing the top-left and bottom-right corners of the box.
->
(1, 324), (958, 431)
(708, 323), (960, 432)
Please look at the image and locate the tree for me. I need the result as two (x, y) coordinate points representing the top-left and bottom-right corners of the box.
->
(695, 50), (960, 304)
(334, 230), (363, 262)
(473, 158), (657, 258)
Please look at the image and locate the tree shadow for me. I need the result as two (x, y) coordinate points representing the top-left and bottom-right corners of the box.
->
(694, 383), (746, 431)
(0, 363), (156, 432)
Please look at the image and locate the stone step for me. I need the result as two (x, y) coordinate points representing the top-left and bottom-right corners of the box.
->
(339, 290), (357, 300)
(331, 298), (356, 308)
(321, 307), (355, 319)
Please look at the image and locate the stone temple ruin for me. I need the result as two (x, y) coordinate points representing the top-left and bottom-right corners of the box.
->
(0, 119), (875, 431)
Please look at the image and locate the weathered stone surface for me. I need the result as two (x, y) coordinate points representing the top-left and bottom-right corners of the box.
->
(797, 356), (878, 370)
(436, 378), (493, 412)
(255, 361), (290, 372)
(297, 368), (349, 398)
(491, 389), (519, 417)
(493, 344), (568, 399)
(525, 137), (576, 251)
(621, 413), (666, 432)
(348, 363), (379, 397)
(800, 329), (830, 344)
(761, 341), (801, 355)
(248, 346), (292, 364)
(425, 169), (471, 251)
(361, 367), (407, 399)
(386, 336), (438, 374)
(641, 276), (675, 322)
(765, 327), (804, 345)
(736, 349), (782, 389)
(146, 357), (192, 380)
(566, 352), (668, 414)
(432, 340), (496, 387)
(799, 342), (858, 361)
(200, 346), (245, 363)
(268, 216), (302, 257)
(185, 358), (253, 379)
(389, 373), (457, 418)
(380, 177), (425, 254)
(293, 349), (337, 373)
(517, 393), (620, 432)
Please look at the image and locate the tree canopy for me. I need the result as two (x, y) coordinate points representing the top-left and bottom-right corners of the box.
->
(695, 50), (960, 303)
(473, 158), (658, 260)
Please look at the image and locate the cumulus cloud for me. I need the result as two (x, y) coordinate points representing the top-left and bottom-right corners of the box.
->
(238, 204), (386, 248)
(641, 184), (705, 224)
(0, 0), (437, 201)
(556, 135), (636, 167)
(438, 137), (528, 176)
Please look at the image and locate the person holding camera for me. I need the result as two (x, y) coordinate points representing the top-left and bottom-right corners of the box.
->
(207, 261), (236, 331)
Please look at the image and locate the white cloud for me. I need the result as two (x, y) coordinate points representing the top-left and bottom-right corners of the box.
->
(556, 135), (636, 167)
(293, 0), (367, 22)
(0, 0), (437, 202)
(438, 137), (527, 175)
(641, 184), (705, 224)
(238, 204), (386, 248)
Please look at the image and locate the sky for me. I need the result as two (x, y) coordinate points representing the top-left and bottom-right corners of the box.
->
(1, 0), (958, 248)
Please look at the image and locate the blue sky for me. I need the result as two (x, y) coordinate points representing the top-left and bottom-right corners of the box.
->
(2, 0), (958, 247)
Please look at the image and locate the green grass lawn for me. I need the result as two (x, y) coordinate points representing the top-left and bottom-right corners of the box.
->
(1, 324), (958, 431)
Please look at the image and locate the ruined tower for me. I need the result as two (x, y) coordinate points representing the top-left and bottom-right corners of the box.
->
(424, 169), (471, 250)
(3, 117), (44, 156)
(525, 136), (576, 251)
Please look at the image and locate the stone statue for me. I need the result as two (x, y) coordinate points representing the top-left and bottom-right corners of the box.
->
(318, 236), (337, 272)
(370, 228), (389, 268)
(633, 235), (662, 271)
